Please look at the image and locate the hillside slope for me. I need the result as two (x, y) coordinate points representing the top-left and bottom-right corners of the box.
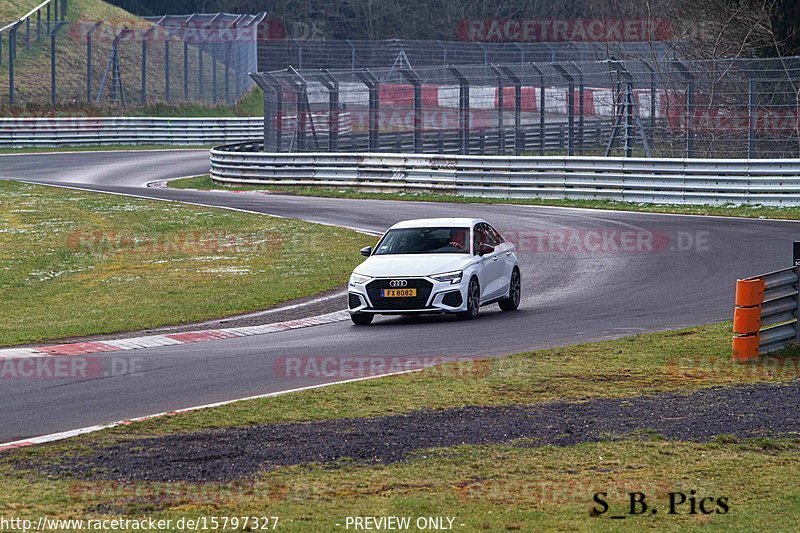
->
(0, 0), (232, 114)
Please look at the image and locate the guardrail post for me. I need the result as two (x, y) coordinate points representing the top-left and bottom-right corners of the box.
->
(449, 66), (470, 155)
(357, 69), (380, 152)
(732, 278), (765, 362)
(794, 243), (800, 342)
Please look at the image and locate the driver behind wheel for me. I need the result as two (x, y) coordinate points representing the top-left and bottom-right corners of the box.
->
(448, 228), (467, 250)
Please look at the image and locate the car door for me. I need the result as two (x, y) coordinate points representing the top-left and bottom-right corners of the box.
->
(473, 223), (505, 301)
(486, 223), (513, 296)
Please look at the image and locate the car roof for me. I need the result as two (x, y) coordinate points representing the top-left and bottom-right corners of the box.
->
(388, 218), (484, 229)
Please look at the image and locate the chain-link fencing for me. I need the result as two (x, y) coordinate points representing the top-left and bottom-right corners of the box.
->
(251, 56), (800, 159)
(0, 6), (262, 108)
(258, 39), (675, 72)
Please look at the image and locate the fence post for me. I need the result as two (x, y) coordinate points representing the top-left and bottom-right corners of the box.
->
(400, 68), (423, 153)
(449, 66), (470, 155)
(553, 63), (575, 156)
(748, 79), (756, 159)
(527, 64), (545, 156)
(250, 72), (279, 151)
(490, 65), (505, 155)
(357, 69), (380, 152)
(673, 61), (695, 158)
(198, 48), (204, 100)
(182, 41), (189, 100)
(164, 38), (170, 102)
(732, 278), (765, 362)
(571, 61), (585, 156)
(86, 21), (102, 103)
(497, 65), (523, 156)
(317, 69), (339, 152)
(50, 27), (57, 104)
(8, 23), (17, 106)
(141, 27), (152, 105)
(642, 60), (656, 131)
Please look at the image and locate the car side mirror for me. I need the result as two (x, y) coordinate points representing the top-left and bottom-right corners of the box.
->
(477, 244), (494, 256)
(360, 246), (372, 257)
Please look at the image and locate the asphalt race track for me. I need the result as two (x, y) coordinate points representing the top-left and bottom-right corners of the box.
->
(1, 149), (798, 442)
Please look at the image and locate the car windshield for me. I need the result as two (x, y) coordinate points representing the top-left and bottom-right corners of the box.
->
(374, 227), (470, 255)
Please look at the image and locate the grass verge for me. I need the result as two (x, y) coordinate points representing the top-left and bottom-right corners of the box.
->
(1, 322), (800, 530)
(170, 174), (800, 221)
(0, 179), (373, 346)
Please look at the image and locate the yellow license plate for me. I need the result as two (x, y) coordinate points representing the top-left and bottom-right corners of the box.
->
(381, 288), (417, 298)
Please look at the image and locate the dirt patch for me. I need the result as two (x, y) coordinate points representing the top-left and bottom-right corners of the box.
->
(14, 380), (800, 482)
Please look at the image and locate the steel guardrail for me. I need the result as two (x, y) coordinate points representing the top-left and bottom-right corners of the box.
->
(210, 144), (800, 206)
(733, 267), (800, 360)
(0, 116), (351, 147)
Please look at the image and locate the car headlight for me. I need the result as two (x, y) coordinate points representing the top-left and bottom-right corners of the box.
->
(349, 272), (372, 286)
(431, 270), (463, 284)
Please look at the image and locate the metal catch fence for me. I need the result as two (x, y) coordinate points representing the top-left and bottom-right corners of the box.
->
(253, 56), (800, 159)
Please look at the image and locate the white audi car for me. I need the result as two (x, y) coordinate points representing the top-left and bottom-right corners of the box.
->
(347, 218), (521, 325)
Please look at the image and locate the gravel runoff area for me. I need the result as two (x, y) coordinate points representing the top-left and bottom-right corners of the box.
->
(16, 380), (800, 482)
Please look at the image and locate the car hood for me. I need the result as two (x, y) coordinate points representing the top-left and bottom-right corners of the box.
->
(355, 254), (473, 278)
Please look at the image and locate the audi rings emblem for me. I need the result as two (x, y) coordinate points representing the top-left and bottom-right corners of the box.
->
(389, 279), (408, 288)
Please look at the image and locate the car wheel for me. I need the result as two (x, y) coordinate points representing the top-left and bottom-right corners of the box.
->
(457, 278), (480, 320)
(499, 268), (521, 311)
(351, 313), (374, 326)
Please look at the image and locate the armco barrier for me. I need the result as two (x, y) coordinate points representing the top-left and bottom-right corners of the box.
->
(0, 116), (349, 147)
(732, 268), (800, 361)
(210, 146), (800, 206)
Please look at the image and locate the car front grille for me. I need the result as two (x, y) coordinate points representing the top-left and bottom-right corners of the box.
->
(366, 278), (433, 310)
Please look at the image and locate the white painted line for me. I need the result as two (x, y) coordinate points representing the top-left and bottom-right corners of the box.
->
(0, 367), (424, 452)
(0, 348), (46, 360)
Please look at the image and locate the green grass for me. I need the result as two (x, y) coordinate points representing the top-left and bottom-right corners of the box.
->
(2, 322), (800, 529)
(3, 439), (800, 531)
(171, 175), (800, 221)
(0, 179), (373, 346)
(0, 86), (264, 119)
(49, 322), (800, 437)
(0, 0), (240, 114)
